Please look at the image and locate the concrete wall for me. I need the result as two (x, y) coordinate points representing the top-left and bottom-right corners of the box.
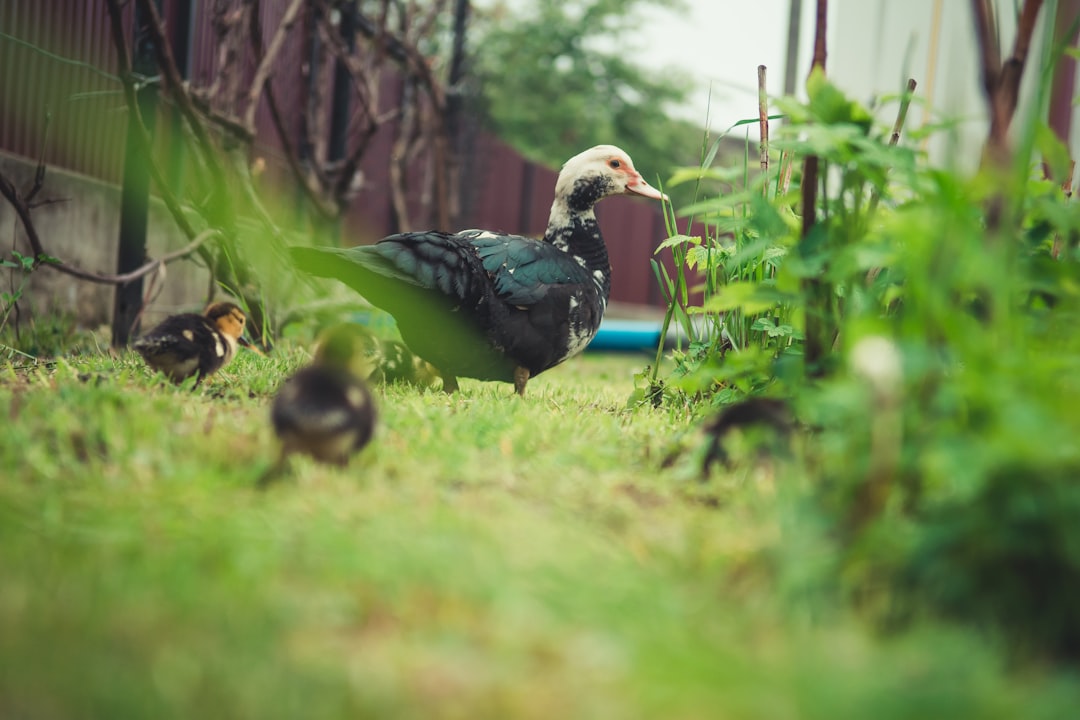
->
(830, 0), (1077, 170)
(0, 151), (210, 337)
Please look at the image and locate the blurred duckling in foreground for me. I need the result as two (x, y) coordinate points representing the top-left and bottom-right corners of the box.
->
(263, 324), (376, 484)
(133, 301), (249, 389)
(699, 397), (795, 476)
(353, 326), (440, 388)
(662, 397), (796, 480)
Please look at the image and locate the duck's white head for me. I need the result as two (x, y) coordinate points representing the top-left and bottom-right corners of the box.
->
(554, 145), (668, 207)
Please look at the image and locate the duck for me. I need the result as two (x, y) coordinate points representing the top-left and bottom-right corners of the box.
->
(290, 145), (667, 396)
(133, 301), (248, 388)
(267, 323), (376, 477)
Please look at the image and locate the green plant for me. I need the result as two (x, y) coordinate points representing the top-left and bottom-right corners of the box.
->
(647, 44), (1080, 661)
(1, 250), (61, 358)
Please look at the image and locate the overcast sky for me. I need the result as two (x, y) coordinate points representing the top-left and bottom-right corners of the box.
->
(635, 1), (821, 130)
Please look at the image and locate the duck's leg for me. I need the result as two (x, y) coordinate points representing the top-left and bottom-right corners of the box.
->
(513, 367), (530, 397)
(440, 372), (459, 394)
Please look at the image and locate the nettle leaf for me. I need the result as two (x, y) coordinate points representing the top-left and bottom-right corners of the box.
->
(751, 317), (776, 332)
(806, 67), (874, 130)
(701, 281), (787, 315)
(654, 234), (701, 254)
(686, 245), (721, 271)
(749, 316), (795, 338)
(786, 123), (867, 161)
(773, 95), (811, 125)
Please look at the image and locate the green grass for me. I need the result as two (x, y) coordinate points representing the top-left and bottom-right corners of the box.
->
(1, 344), (1077, 719)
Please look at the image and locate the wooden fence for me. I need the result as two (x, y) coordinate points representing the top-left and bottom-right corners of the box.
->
(0, 0), (671, 309)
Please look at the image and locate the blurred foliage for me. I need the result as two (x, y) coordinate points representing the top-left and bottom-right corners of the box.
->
(647, 66), (1080, 663)
(471, 0), (707, 202)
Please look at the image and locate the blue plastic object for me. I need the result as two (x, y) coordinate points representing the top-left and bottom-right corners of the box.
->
(586, 319), (663, 352)
(352, 309), (666, 354)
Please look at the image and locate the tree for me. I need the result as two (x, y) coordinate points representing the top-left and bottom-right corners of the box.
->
(472, 0), (703, 189)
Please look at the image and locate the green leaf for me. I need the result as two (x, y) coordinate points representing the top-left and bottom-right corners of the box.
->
(654, 234), (701, 254)
(806, 67), (874, 130)
(750, 317), (776, 332)
(667, 165), (748, 187)
(650, 259), (674, 301)
(701, 282), (785, 315)
(1035, 122), (1072, 184)
(685, 245), (720, 271)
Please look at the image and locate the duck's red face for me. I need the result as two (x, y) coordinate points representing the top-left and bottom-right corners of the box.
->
(603, 152), (666, 201)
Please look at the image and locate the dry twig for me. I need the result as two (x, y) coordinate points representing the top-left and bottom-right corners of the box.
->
(757, 64), (769, 196)
(0, 168), (217, 285)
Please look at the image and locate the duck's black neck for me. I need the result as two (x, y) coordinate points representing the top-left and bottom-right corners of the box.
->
(543, 206), (612, 301)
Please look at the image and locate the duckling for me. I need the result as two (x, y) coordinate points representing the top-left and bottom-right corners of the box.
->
(265, 323), (376, 480)
(133, 301), (247, 389)
(660, 397), (796, 479)
(699, 397), (795, 476)
(349, 325), (440, 388)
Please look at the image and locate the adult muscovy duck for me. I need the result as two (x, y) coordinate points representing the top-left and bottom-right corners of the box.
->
(290, 145), (667, 395)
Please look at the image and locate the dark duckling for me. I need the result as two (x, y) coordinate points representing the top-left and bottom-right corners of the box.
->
(266, 324), (376, 479)
(133, 301), (247, 388)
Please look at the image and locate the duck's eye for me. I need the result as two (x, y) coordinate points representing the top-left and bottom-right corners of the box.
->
(609, 159), (621, 169)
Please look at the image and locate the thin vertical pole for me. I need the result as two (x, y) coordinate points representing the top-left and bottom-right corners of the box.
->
(112, 0), (161, 347)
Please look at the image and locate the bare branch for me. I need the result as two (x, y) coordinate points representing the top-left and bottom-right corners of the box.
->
(889, 78), (918, 147)
(263, 84), (341, 218)
(25, 112), (51, 203)
(187, 92), (256, 142)
(65, 229), (218, 285)
(243, 0), (305, 133)
(103, 1), (201, 243)
(1052, 160), (1076, 259)
(972, 0), (1002, 108)
(0, 172), (47, 260)
(348, 2), (446, 110)
(803, 0), (828, 380)
(125, 0), (232, 197)
(996, 0), (1044, 135)
(810, 0), (828, 73)
(973, 0), (1045, 162)
(0, 168), (216, 285)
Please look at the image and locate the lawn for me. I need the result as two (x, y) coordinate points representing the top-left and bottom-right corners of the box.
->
(0, 343), (1076, 719)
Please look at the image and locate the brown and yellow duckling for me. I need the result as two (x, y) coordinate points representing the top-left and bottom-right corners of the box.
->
(133, 301), (248, 389)
(265, 324), (376, 480)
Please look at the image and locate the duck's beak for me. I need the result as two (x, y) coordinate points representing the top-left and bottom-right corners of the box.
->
(238, 336), (266, 356)
(626, 175), (668, 202)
